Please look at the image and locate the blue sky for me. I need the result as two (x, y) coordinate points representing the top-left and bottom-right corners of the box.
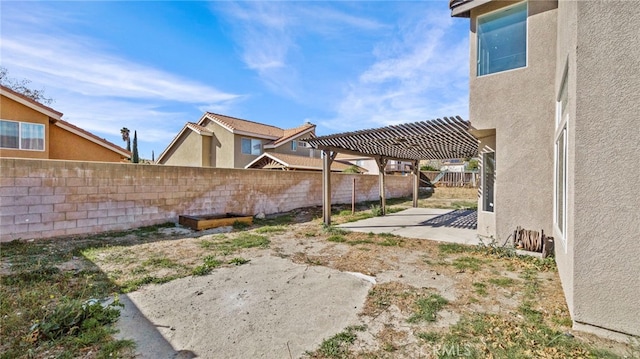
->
(1, 1), (469, 159)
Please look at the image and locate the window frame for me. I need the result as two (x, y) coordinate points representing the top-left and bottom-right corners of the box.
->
(476, 1), (528, 77)
(554, 68), (569, 250)
(291, 141), (297, 151)
(241, 137), (262, 156)
(482, 151), (495, 213)
(0, 119), (45, 151)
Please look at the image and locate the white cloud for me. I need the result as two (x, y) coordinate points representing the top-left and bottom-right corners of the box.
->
(320, 7), (469, 132)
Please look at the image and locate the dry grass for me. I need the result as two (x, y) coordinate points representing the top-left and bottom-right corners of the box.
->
(2, 204), (637, 359)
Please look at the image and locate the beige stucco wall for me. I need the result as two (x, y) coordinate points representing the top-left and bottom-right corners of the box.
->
(270, 133), (316, 158)
(205, 121), (234, 168)
(160, 130), (204, 167)
(49, 125), (126, 163)
(568, 1), (640, 337)
(469, 0), (557, 243)
(0, 95), (50, 159)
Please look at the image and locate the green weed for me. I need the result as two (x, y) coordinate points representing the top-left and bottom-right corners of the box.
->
(229, 257), (250, 266)
(408, 294), (448, 323)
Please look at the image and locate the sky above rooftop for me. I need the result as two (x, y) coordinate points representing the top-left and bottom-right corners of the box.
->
(1, 1), (469, 159)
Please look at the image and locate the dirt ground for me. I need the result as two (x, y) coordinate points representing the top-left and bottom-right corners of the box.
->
(2, 191), (637, 358)
(73, 202), (637, 359)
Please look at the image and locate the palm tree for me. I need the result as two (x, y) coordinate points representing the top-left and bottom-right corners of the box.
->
(120, 127), (131, 152)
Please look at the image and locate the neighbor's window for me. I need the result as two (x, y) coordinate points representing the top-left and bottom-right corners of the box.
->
(554, 71), (569, 240)
(0, 120), (45, 151)
(291, 141), (297, 151)
(477, 1), (527, 76)
(482, 152), (495, 212)
(241, 138), (261, 155)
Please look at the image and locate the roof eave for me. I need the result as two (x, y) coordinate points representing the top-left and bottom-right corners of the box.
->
(449, 0), (492, 17)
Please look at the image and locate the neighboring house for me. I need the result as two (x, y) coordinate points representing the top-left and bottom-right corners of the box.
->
(450, 0), (639, 339)
(335, 154), (413, 175)
(0, 85), (130, 162)
(246, 152), (361, 172)
(439, 159), (466, 173)
(157, 112), (317, 168)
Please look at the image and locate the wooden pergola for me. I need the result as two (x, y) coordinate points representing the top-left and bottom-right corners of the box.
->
(303, 116), (478, 225)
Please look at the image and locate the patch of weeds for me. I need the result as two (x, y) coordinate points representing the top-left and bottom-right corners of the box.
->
(121, 275), (177, 292)
(191, 256), (222, 276)
(452, 256), (484, 273)
(416, 331), (440, 343)
(98, 339), (136, 358)
(255, 225), (287, 234)
(407, 294), (448, 323)
(488, 277), (515, 288)
(472, 282), (488, 296)
(132, 222), (175, 237)
(303, 231), (318, 237)
(337, 210), (354, 216)
(310, 325), (366, 359)
(229, 257), (250, 266)
(230, 233), (270, 249)
(199, 239), (214, 249)
(439, 243), (473, 254)
(323, 225), (348, 235)
(347, 239), (374, 246)
(232, 220), (250, 231)
(130, 266), (148, 275)
(30, 297), (122, 341)
(370, 204), (383, 217)
(142, 257), (178, 269)
(378, 233), (402, 247)
(327, 235), (347, 243)
(382, 342), (396, 352)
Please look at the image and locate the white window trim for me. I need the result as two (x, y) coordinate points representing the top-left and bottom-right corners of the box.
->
(481, 151), (495, 213)
(291, 141), (297, 151)
(0, 119), (46, 152)
(554, 68), (569, 252)
(241, 137), (262, 156)
(476, 1), (529, 78)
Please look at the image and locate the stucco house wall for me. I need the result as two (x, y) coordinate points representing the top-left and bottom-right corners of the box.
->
(469, 0), (557, 243)
(159, 130), (205, 167)
(569, 1), (640, 338)
(48, 125), (126, 163)
(0, 94), (50, 159)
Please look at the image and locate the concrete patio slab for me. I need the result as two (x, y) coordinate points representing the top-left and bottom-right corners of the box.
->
(337, 208), (479, 245)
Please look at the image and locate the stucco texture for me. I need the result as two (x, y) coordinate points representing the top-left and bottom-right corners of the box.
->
(469, 0), (557, 243)
(570, 1), (640, 337)
(49, 125), (125, 163)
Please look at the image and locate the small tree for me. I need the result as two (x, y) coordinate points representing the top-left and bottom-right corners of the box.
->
(342, 165), (361, 174)
(0, 67), (54, 105)
(132, 131), (139, 163)
(152, 150), (155, 162)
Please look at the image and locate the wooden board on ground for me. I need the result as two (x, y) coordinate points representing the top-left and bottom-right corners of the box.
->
(179, 214), (253, 231)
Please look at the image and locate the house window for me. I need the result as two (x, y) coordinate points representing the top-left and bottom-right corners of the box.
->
(477, 2), (527, 76)
(0, 120), (45, 151)
(241, 138), (261, 155)
(291, 141), (297, 151)
(554, 71), (569, 243)
(482, 152), (495, 212)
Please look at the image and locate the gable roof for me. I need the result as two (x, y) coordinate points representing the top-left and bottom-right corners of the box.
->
(245, 152), (364, 172)
(202, 112), (316, 147)
(0, 85), (63, 120)
(1, 85), (130, 158)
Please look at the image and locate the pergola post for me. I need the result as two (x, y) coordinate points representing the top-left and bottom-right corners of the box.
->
(322, 149), (336, 225)
(376, 157), (388, 216)
(413, 160), (420, 208)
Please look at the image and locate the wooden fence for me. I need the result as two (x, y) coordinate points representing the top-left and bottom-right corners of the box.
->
(421, 171), (479, 188)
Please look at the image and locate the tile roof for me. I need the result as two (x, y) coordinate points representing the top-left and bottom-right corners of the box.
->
(205, 112), (284, 138)
(203, 112), (315, 146)
(186, 122), (213, 135)
(246, 152), (361, 172)
(272, 123), (315, 146)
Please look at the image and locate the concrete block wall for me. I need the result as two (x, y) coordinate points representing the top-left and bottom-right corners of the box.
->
(0, 158), (412, 242)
